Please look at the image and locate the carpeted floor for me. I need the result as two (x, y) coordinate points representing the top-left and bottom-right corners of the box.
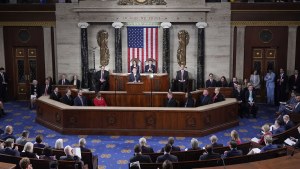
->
(0, 101), (277, 169)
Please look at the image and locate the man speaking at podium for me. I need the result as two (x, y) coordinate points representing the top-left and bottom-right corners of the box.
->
(129, 67), (141, 83)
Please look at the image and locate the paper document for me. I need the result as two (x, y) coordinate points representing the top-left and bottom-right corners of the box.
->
(284, 138), (296, 146)
(73, 147), (82, 159)
(251, 137), (260, 143)
(252, 148), (261, 154)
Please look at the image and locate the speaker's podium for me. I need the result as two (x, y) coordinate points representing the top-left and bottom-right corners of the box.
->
(126, 82), (144, 94)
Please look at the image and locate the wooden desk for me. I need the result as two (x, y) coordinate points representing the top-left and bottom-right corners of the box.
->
(0, 162), (16, 169)
(36, 96), (238, 136)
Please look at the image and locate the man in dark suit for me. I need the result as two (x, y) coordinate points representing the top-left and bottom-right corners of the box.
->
(60, 146), (82, 162)
(0, 125), (16, 143)
(198, 89), (212, 106)
(41, 79), (52, 96)
(94, 66), (109, 92)
(199, 144), (220, 160)
(71, 75), (81, 89)
(79, 138), (91, 152)
(60, 89), (73, 106)
(228, 77), (239, 89)
(74, 89), (87, 106)
(160, 137), (181, 152)
(206, 73), (217, 88)
(130, 144), (152, 163)
(209, 135), (223, 148)
(156, 144), (178, 163)
(175, 65), (189, 92)
(58, 74), (70, 85)
(30, 80), (42, 98)
(129, 67), (141, 82)
(223, 141), (242, 158)
(49, 87), (61, 102)
(145, 59), (156, 73)
(276, 68), (288, 103)
(166, 92), (177, 107)
(244, 85), (257, 118)
(283, 115), (295, 130)
(234, 84), (245, 118)
(289, 69), (300, 93)
(184, 92), (195, 107)
(0, 67), (8, 102)
(0, 139), (20, 157)
(139, 137), (154, 153)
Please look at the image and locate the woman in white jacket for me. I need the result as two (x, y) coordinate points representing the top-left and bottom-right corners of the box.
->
(250, 70), (260, 89)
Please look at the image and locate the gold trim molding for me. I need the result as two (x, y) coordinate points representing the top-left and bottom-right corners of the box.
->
(231, 21), (300, 26)
(0, 21), (55, 27)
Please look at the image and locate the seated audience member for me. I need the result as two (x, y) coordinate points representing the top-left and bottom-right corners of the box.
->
(162, 160), (173, 169)
(283, 115), (295, 130)
(93, 91), (107, 106)
(145, 59), (156, 73)
(46, 76), (54, 86)
(217, 76), (228, 87)
(59, 145), (79, 161)
(223, 141), (243, 158)
(30, 80), (42, 108)
(248, 135), (278, 155)
(19, 157), (32, 169)
(244, 85), (257, 118)
(276, 92), (297, 116)
(79, 138), (91, 152)
(21, 142), (37, 159)
(71, 75), (81, 89)
(0, 101), (6, 118)
(49, 87), (61, 102)
(291, 126), (300, 149)
(175, 64), (189, 92)
(234, 84), (245, 118)
(160, 137), (181, 152)
(39, 146), (56, 160)
(289, 69), (300, 93)
(278, 94), (300, 116)
(205, 73), (217, 88)
(209, 135), (223, 148)
(212, 87), (225, 103)
(242, 79), (249, 90)
(199, 144), (220, 160)
(230, 130), (242, 145)
(259, 124), (272, 145)
(74, 89), (88, 106)
(157, 144), (178, 163)
(129, 67), (141, 83)
(0, 125), (16, 142)
(34, 135), (46, 148)
(129, 144), (152, 163)
(198, 89), (212, 106)
(60, 89), (73, 106)
(58, 74), (70, 85)
(166, 92), (177, 107)
(139, 137), (154, 153)
(94, 65), (109, 92)
(54, 138), (64, 150)
(187, 138), (200, 151)
(0, 138), (20, 156)
(16, 130), (29, 146)
(41, 78), (52, 96)
(184, 92), (194, 107)
(228, 77), (239, 89)
(270, 119), (285, 135)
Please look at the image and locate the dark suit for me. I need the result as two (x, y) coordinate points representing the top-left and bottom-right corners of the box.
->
(145, 64), (156, 73)
(130, 154), (152, 163)
(228, 81), (238, 88)
(271, 126), (285, 135)
(198, 95), (212, 106)
(234, 89), (245, 118)
(0, 147), (20, 157)
(20, 151), (37, 158)
(58, 79), (70, 85)
(129, 73), (141, 82)
(34, 143), (46, 148)
(244, 90), (257, 118)
(223, 148), (242, 158)
(289, 74), (300, 93)
(30, 85), (42, 98)
(285, 120), (295, 130)
(277, 73), (288, 102)
(94, 70), (109, 92)
(211, 142), (223, 148)
(212, 94), (225, 103)
(199, 152), (221, 160)
(0, 72), (8, 101)
(71, 79), (81, 89)
(141, 145), (154, 153)
(160, 146), (181, 153)
(0, 133), (16, 142)
(40, 84), (52, 96)
(260, 144), (278, 153)
(74, 96), (88, 106)
(49, 92), (61, 102)
(176, 70), (189, 92)
(60, 155), (77, 161)
(60, 95), (73, 106)
(156, 154), (178, 163)
(80, 146), (91, 152)
(184, 98), (195, 107)
(217, 81), (228, 87)
(206, 79), (217, 88)
(166, 98), (177, 107)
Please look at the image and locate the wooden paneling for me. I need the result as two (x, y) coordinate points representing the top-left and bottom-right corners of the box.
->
(36, 96), (239, 136)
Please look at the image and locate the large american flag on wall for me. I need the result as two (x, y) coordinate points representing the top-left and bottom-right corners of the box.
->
(127, 26), (159, 73)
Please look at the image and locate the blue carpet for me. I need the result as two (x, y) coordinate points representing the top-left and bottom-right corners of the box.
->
(0, 101), (276, 169)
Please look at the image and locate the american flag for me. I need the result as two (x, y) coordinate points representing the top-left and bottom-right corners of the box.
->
(127, 26), (159, 73)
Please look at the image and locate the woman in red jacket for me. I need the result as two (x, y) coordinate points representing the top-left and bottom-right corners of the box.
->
(93, 91), (107, 106)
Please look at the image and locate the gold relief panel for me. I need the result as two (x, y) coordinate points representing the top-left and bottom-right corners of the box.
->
(266, 49), (276, 58)
(28, 49), (37, 57)
(18, 86), (26, 94)
(252, 49), (263, 58)
(16, 48), (25, 57)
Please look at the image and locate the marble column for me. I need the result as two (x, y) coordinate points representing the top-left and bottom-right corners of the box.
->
(196, 22), (207, 88)
(0, 27), (5, 68)
(43, 27), (53, 79)
(112, 22), (124, 73)
(78, 22), (89, 89)
(287, 26), (297, 75)
(235, 26), (246, 80)
(161, 22), (172, 75)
